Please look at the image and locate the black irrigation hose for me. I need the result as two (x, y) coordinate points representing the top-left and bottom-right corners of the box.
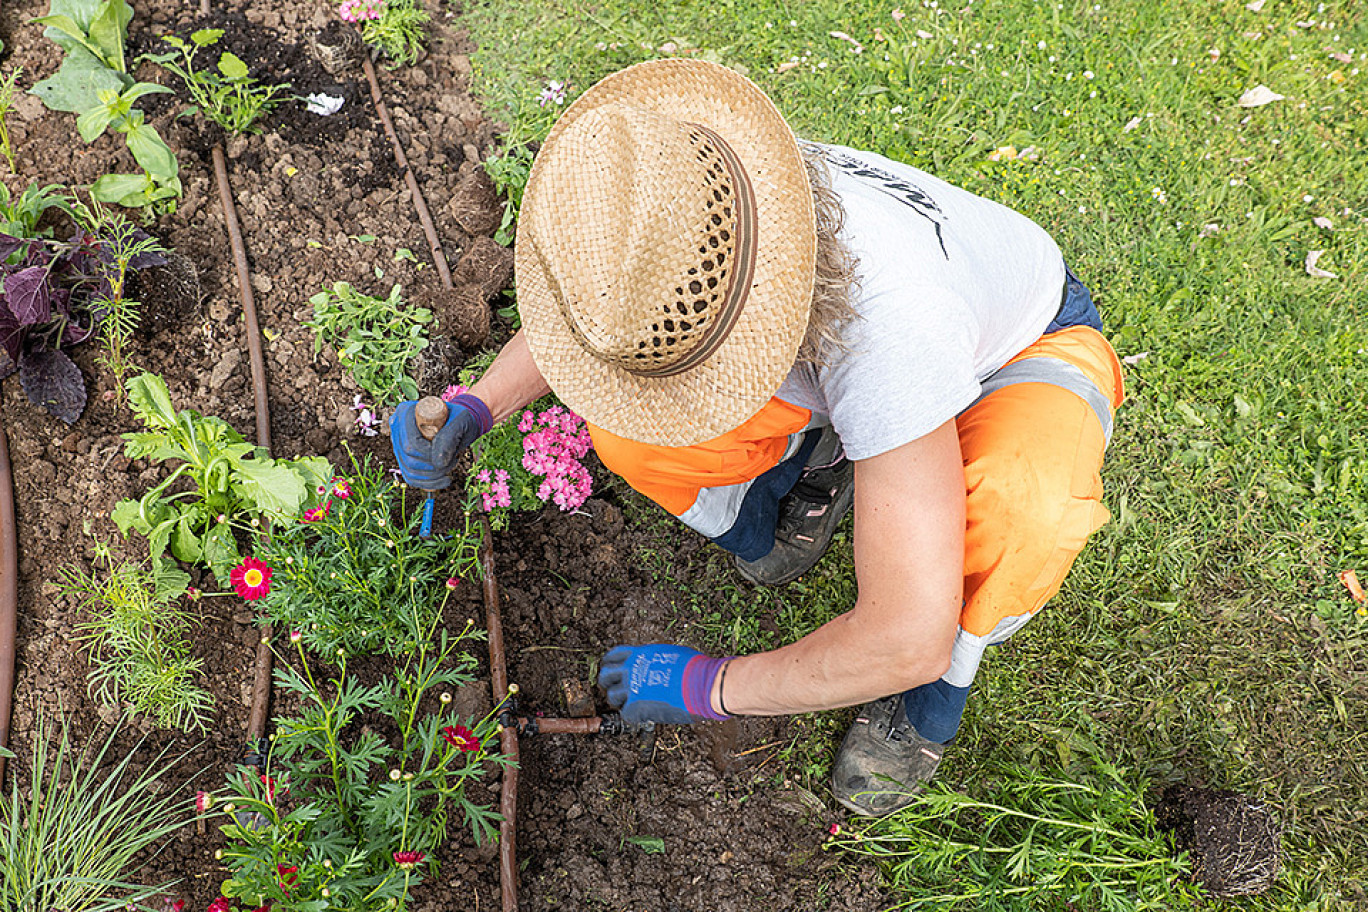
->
(0, 399), (17, 786)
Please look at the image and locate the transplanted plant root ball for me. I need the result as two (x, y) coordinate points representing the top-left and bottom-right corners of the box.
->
(1155, 784), (1282, 898)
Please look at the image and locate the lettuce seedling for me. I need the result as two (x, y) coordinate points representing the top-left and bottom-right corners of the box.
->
(112, 372), (333, 587)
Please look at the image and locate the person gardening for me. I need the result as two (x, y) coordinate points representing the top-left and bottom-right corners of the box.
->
(391, 59), (1124, 816)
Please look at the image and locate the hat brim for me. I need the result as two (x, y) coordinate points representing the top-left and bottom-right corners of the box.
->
(516, 58), (816, 447)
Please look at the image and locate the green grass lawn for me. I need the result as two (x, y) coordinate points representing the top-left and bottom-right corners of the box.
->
(459, 0), (1368, 907)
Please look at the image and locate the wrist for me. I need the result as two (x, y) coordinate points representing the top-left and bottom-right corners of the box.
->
(681, 654), (732, 721)
(450, 394), (493, 435)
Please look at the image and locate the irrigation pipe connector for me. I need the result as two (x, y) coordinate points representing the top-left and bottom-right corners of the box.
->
(0, 399), (18, 786)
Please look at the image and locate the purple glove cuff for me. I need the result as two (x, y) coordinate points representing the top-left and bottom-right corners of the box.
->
(681, 655), (733, 721)
(450, 394), (494, 435)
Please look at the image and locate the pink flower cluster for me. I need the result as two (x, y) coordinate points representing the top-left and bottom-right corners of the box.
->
(440, 384), (470, 402)
(474, 468), (511, 512)
(519, 406), (593, 511)
(338, 0), (381, 21)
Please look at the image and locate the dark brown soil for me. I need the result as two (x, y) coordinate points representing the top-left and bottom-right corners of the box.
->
(1155, 784), (1282, 898)
(0, 1), (885, 909)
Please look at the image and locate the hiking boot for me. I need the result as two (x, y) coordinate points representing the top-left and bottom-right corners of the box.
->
(831, 695), (946, 816)
(734, 433), (854, 587)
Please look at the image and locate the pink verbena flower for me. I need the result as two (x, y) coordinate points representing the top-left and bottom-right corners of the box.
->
(441, 384), (470, 402)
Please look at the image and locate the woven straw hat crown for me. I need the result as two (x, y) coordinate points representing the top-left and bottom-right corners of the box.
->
(516, 59), (816, 447)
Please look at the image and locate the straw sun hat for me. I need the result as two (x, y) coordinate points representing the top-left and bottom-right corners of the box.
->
(515, 58), (817, 447)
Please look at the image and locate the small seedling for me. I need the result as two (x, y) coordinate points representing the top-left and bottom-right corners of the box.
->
(305, 281), (431, 406)
(0, 66), (22, 172)
(340, 0), (430, 66)
(153, 29), (291, 135)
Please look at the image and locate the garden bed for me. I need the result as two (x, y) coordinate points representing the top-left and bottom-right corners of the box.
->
(0, 0), (887, 908)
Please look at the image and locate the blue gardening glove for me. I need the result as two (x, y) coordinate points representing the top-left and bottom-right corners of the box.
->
(390, 394), (493, 491)
(598, 644), (733, 725)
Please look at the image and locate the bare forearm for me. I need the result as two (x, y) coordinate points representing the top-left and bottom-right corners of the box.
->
(468, 330), (552, 423)
(712, 603), (956, 716)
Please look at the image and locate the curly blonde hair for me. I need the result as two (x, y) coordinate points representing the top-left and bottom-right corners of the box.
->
(797, 144), (861, 365)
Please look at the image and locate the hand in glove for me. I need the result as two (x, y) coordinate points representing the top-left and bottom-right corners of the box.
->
(597, 644), (733, 725)
(390, 394), (493, 491)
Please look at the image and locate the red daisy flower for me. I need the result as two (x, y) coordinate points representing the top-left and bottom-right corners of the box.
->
(331, 478), (353, 500)
(393, 850), (425, 869)
(441, 725), (479, 752)
(277, 864), (298, 890)
(230, 557), (272, 601)
(301, 501), (330, 523)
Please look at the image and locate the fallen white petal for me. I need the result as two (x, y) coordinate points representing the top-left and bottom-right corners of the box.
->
(1122, 352), (1150, 365)
(1123, 115), (1143, 132)
(1305, 250), (1338, 278)
(1237, 85), (1284, 107)
(306, 93), (345, 116)
(1198, 223), (1221, 238)
(776, 60), (800, 73)
(1330, 51), (1353, 63)
(916, 29), (934, 39)
(1313, 216), (1334, 230)
(1245, 0), (1265, 10)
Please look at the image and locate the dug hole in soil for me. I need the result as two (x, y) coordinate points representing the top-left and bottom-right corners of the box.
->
(0, 0), (888, 908)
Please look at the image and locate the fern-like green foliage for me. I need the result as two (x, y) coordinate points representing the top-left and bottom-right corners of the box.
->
(832, 758), (1203, 911)
(64, 541), (213, 732)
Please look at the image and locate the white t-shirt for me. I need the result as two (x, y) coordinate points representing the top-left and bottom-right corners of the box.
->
(775, 143), (1066, 461)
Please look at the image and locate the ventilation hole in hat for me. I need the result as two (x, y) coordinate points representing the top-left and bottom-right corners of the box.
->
(702, 260), (714, 271)
(708, 236), (720, 249)
(664, 319), (675, 332)
(707, 277), (718, 289)
(680, 320), (693, 331)
(689, 280), (702, 294)
(710, 214), (722, 226)
(675, 302), (689, 315)
(712, 189), (724, 203)
(693, 299), (707, 312)
(723, 207), (732, 219)
(716, 251), (726, 265)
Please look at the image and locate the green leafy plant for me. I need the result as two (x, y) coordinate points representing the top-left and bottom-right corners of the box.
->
(212, 620), (505, 911)
(305, 282), (431, 407)
(112, 371), (332, 586)
(483, 142), (534, 248)
(0, 715), (192, 912)
(830, 759), (1202, 910)
(78, 82), (181, 211)
(0, 65), (22, 172)
(1, 218), (165, 423)
(354, 0), (430, 67)
(152, 29), (291, 135)
(70, 197), (168, 383)
(29, 0), (134, 110)
(259, 458), (481, 659)
(0, 182), (73, 241)
(29, 0), (181, 214)
(63, 540), (213, 732)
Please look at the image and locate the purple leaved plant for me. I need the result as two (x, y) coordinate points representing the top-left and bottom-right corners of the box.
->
(0, 230), (165, 423)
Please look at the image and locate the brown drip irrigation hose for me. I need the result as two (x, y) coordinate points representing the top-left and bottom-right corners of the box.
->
(361, 54), (455, 290)
(479, 517), (519, 912)
(209, 147), (276, 749)
(0, 400), (17, 785)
